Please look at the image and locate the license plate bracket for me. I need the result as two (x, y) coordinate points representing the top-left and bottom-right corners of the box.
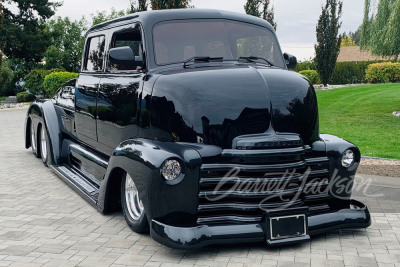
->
(263, 207), (310, 246)
(270, 214), (306, 240)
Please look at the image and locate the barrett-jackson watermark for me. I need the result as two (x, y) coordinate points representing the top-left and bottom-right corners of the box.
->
(205, 167), (383, 211)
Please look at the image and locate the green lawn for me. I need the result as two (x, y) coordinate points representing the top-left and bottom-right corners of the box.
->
(0, 97), (6, 102)
(316, 83), (400, 159)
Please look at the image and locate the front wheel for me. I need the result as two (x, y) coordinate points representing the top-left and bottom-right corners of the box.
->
(121, 173), (149, 233)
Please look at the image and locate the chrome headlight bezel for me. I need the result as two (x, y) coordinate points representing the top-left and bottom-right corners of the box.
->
(341, 149), (355, 168)
(160, 158), (185, 184)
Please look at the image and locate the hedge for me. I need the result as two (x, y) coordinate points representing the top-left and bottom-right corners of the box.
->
(299, 70), (320, 84)
(295, 60), (385, 85)
(330, 61), (385, 84)
(16, 92), (36, 103)
(43, 72), (79, 97)
(24, 68), (64, 96)
(365, 62), (400, 83)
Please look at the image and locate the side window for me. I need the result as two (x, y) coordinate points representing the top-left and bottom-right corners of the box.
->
(85, 35), (105, 71)
(110, 29), (143, 71)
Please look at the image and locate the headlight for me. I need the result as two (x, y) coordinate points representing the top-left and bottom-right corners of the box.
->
(161, 159), (182, 181)
(341, 149), (355, 167)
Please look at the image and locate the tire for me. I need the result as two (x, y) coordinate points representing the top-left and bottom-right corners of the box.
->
(121, 173), (149, 233)
(30, 121), (40, 158)
(39, 124), (53, 167)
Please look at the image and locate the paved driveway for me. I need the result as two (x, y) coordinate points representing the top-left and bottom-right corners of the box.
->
(0, 108), (399, 267)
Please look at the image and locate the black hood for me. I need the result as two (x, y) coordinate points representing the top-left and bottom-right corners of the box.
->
(148, 64), (319, 148)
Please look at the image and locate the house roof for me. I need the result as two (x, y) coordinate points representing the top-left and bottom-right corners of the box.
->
(337, 46), (391, 62)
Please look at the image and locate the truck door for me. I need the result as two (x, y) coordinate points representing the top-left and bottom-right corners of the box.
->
(75, 35), (105, 147)
(96, 25), (144, 154)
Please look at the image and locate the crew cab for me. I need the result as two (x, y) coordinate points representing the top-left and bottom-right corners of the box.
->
(25, 9), (371, 249)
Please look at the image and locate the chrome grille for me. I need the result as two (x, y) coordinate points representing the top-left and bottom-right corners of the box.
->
(197, 145), (331, 225)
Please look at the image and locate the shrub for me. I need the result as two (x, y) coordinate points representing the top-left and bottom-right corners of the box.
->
(16, 92), (36, 102)
(296, 60), (388, 85)
(295, 61), (317, 72)
(365, 62), (400, 83)
(24, 68), (64, 96)
(299, 70), (321, 84)
(43, 72), (78, 96)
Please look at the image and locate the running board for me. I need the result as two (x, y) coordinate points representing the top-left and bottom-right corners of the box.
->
(51, 165), (99, 207)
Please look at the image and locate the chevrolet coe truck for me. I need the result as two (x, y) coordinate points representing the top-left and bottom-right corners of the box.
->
(24, 9), (371, 249)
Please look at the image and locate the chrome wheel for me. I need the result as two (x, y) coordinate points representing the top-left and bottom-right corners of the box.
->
(40, 126), (47, 160)
(125, 174), (144, 220)
(31, 123), (36, 151)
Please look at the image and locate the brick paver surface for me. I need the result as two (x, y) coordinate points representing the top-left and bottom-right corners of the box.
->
(0, 107), (399, 267)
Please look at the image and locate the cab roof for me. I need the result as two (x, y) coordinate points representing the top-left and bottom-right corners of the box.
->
(86, 9), (276, 35)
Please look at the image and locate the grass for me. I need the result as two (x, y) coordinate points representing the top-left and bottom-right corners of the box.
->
(316, 83), (400, 159)
(0, 97), (6, 102)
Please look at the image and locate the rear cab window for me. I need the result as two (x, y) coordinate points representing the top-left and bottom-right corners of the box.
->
(84, 35), (106, 72)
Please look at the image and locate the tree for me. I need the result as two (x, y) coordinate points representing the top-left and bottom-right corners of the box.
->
(361, 0), (400, 60)
(91, 9), (127, 26)
(0, 0), (60, 63)
(340, 36), (356, 47)
(0, 0), (4, 67)
(0, 0), (61, 94)
(44, 17), (87, 72)
(0, 60), (14, 96)
(348, 26), (361, 46)
(244, 0), (262, 17)
(129, 0), (148, 13)
(314, 0), (343, 86)
(150, 0), (191, 10)
(262, 0), (277, 30)
(244, 0), (277, 30)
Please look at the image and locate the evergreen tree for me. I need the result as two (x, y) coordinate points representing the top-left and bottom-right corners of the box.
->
(129, 0), (148, 13)
(0, 0), (60, 63)
(262, 0), (277, 30)
(314, 0), (343, 86)
(244, 0), (277, 30)
(0, 0), (4, 67)
(151, 0), (191, 10)
(361, 0), (400, 60)
(244, 0), (262, 17)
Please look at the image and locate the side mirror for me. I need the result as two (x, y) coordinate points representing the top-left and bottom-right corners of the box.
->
(109, 46), (144, 67)
(283, 52), (297, 70)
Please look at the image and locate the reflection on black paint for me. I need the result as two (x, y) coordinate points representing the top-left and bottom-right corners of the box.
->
(97, 82), (139, 126)
(149, 95), (271, 148)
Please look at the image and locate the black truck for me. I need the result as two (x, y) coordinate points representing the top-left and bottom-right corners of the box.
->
(25, 9), (371, 249)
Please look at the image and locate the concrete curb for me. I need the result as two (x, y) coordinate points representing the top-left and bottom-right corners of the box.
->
(362, 156), (400, 162)
(355, 174), (400, 189)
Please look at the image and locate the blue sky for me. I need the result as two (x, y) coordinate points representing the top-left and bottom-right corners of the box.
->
(55, 0), (365, 61)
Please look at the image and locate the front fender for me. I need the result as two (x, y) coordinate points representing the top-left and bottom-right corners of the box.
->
(320, 134), (361, 204)
(99, 139), (202, 223)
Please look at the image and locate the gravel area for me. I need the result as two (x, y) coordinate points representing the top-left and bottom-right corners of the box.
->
(0, 103), (30, 109)
(314, 84), (365, 90)
(358, 157), (400, 178)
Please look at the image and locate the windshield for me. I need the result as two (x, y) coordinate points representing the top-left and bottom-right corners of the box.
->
(153, 19), (285, 68)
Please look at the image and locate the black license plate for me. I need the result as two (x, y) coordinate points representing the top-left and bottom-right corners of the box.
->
(269, 214), (306, 240)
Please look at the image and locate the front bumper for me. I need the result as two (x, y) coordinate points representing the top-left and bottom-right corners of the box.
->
(150, 199), (371, 249)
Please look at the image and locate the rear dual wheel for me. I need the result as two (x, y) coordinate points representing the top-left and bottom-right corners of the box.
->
(31, 122), (40, 158)
(32, 122), (52, 167)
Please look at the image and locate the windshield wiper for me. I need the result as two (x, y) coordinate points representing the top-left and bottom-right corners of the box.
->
(238, 56), (274, 67)
(183, 57), (224, 68)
